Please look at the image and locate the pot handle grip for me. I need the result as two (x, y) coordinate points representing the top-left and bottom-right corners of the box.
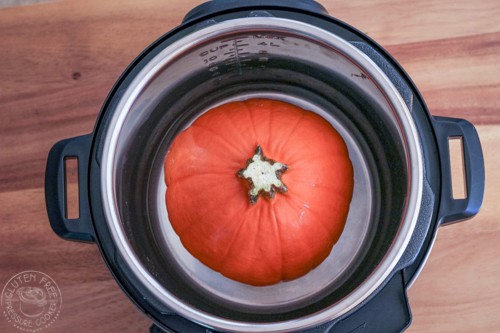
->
(433, 116), (485, 225)
(45, 134), (95, 242)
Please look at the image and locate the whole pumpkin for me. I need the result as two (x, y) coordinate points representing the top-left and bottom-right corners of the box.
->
(164, 99), (354, 286)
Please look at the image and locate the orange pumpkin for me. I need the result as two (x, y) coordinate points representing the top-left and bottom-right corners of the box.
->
(164, 99), (354, 286)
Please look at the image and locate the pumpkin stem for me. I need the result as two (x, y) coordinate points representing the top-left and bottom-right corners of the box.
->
(237, 146), (288, 204)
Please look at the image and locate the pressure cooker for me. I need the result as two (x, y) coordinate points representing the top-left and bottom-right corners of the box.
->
(45, 1), (485, 332)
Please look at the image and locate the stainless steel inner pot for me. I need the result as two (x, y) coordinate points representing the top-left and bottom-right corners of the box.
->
(100, 17), (423, 332)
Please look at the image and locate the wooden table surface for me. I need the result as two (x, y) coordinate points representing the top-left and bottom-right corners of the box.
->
(0, 0), (498, 332)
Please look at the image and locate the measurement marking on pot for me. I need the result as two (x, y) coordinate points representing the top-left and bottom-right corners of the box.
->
(199, 42), (232, 77)
(232, 38), (244, 75)
(221, 36), (249, 43)
(351, 72), (369, 80)
(252, 33), (285, 40)
(199, 37), (257, 77)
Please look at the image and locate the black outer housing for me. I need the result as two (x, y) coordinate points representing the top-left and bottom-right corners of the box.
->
(44, 1), (484, 332)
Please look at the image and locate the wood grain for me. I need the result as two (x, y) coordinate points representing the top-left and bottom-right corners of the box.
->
(0, 0), (498, 332)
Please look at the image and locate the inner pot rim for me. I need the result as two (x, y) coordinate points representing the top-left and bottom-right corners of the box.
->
(99, 17), (424, 332)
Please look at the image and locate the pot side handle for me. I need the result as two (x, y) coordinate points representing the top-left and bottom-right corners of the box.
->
(45, 134), (95, 242)
(433, 116), (485, 226)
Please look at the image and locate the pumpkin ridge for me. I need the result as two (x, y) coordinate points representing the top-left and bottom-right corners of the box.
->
(166, 171), (234, 186)
(170, 180), (244, 239)
(219, 105), (256, 149)
(278, 198), (316, 276)
(289, 178), (353, 192)
(283, 195), (335, 243)
(285, 188), (347, 231)
(171, 205), (207, 239)
(247, 204), (265, 282)
(284, 195), (334, 271)
(191, 123), (245, 156)
(302, 204), (348, 254)
(292, 178), (354, 206)
(284, 143), (347, 163)
(269, 203), (285, 281)
(243, 101), (260, 146)
(216, 203), (255, 271)
(178, 201), (247, 273)
(276, 111), (304, 157)
(217, 207), (254, 273)
(288, 152), (349, 165)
